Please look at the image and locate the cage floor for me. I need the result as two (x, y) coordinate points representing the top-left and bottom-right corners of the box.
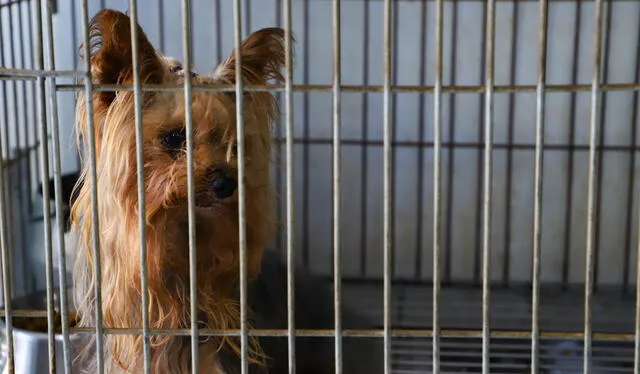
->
(342, 282), (636, 373)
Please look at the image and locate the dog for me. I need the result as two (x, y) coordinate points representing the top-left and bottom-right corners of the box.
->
(70, 9), (383, 373)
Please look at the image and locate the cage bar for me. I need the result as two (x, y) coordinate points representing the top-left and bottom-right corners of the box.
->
(584, 0), (604, 372)
(413, 0), (428, 280)
(562, 0), (583, 291)
(42, 80), (640, 94)
(179, 0), (199, 372)
(623, 0), (640, 295)
(4, 1), (17, 260)
(481, 0), (496, 372)
(53, 326), (637, 341)
(301, 0), (310, 271)
(636, 199), (640, 373)
(531, 0), (548, 372)
(358, 0), (370, 277)
(283, 0), (295, 372)
(474, 0), (489, 284)
(19, 65), (640, 92)
(0, 39), (15, 374)
(79, 0), (105, 371)
(332, 0), (343, 372)
(382, 0), (392, 373)
(127, 1), (152, 372)
(444, 0), (459, 284)
(33, 0), (58, 372)
(0, 4), (15, 370)
(231, 0), (249, 372)
(14, 0), (27, 284)
(635, 170), (640, 367)
(593, 0), (613, 293)
(502, 0), (519, 286)
(43, 0), (72, 371)
(432, 0), (444, 372)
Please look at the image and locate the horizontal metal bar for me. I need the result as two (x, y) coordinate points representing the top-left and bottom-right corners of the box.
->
(49, 82), (640, 94)
(0, 68), (85, 78)
(270, 138), (640, 152)
(0, 0), (29, 9)
(53, 327), (637, 341)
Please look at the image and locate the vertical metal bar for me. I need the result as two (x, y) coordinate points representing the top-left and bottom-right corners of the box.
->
(331, 0), (342, 372)
(562, 0), (583, 290)
(414, 0), (427, 279)
(33, 0), (57, 372)
(0, 7), (7, 161)
(584, 0), (603, 372)
(474, 0), (489, 284)
(635, 204), (640, 374)
(80, 0), (105, 371)
(158, 0), (165, 53)
(531, 0), (548, 372)
(4, 2), (17, 285)
(213, 0), (221, 63)
(444, 0), (458, 283)
(359, 0), (370, 277)
(503, 0), (520, 286)
(127, 1), (151, 372)
(25, 0), (37, 217)
(231, 0), (249, 372)
(17, 0), (31, 295)
(593, 0), (612, 292)
(179, 0), (199, 372)
(283, 0), (295, 372)
(65, 0), (82, 173)
(274, 0), (283, 256)
(71, 0), (78, 72)
(43, 0), (72, 371)
(0, 9), (15, 371)
(481, 0), (495, 372)
(301, 0), (310, 271)
(382, 0), (393, 372)
(389, 0), (399, 290)
(432, 0), (443, 372)
(623, 15), (640, 295)
(243, 0), (250, 38)
(635, 181), (640, 374)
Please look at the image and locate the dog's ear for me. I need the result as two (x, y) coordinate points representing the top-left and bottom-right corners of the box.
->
(214, 28), (288, 86)
(80, 9), (165, 106)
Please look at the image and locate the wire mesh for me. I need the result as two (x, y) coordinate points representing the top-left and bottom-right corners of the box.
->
(1, 0), (640, 373)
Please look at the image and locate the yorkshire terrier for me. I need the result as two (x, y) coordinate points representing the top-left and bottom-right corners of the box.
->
(70, 9), (383, 374)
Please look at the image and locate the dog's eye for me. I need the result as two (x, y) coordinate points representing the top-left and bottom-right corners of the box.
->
(160, 128), (186, 151)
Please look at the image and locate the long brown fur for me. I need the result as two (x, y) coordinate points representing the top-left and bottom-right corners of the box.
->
(71, 9), (287, 373)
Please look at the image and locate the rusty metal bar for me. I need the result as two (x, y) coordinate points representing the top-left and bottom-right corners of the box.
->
(481, 0), (496, 372)
(531, 0), (548, 372)
(432, 0), (444, 372)
(584, 0), (604, 373)
(80, 0), (105, 371)
(127, 1), (152, 372)
(382, 0), (393, 372)
(179, 0), (199, 372)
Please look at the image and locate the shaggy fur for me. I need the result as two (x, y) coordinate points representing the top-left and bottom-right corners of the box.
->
(71, 9), (382, 374)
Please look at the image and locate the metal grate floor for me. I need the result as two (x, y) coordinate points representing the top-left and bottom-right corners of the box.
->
(342, 282), (636, 373)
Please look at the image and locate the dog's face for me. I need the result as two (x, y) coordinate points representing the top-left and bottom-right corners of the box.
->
(78, 10), (284, 223)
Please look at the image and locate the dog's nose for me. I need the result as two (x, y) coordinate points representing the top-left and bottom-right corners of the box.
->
(211, 176), (237, 199)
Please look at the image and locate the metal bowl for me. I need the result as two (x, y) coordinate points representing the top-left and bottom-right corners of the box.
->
(0, 288), (80, 374)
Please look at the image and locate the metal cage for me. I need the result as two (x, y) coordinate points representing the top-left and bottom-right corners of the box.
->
(1, 0), (639, 372)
